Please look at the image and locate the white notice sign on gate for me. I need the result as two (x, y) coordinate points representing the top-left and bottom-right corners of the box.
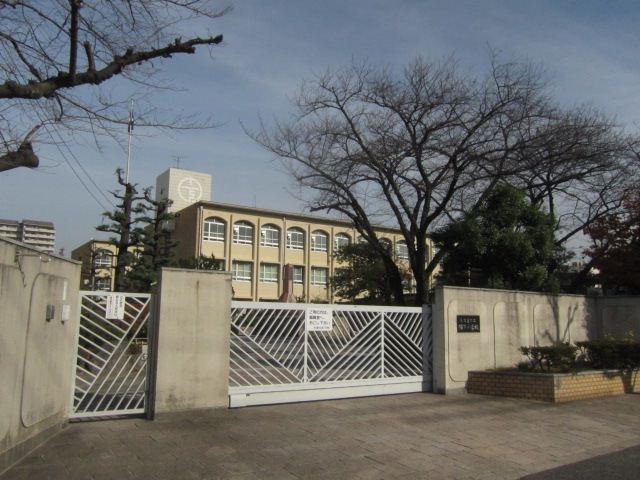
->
(306, 307), (333, 331)
(105, 293), (126, 320)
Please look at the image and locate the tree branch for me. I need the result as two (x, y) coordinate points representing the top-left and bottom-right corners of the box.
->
(0, 34), (223, 99)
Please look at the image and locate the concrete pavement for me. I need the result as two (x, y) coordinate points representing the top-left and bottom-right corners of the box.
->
(2, 393), (639, 479)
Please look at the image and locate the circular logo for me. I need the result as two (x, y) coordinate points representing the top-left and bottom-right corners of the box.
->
(178, 177), (203, 203)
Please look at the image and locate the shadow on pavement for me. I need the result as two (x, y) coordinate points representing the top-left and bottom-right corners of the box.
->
(521, 444), (640, 480)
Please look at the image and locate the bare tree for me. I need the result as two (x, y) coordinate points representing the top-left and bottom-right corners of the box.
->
(251, 57), (635, 305)
(0, 0), (228, 172)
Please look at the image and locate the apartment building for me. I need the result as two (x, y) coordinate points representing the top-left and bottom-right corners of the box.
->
(0, 218), (55, 253)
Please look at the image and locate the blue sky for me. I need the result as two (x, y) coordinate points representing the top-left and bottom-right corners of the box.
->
(1, 0), (639, 253)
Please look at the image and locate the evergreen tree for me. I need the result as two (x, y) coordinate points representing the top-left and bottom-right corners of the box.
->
(433, 184), (560, 292)
(96, 169), (145, 292)
(128, 193), (178, 292)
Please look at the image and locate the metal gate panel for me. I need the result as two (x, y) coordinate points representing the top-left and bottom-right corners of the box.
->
(229, 302), (431, 407)
(71, 291), (151, 418)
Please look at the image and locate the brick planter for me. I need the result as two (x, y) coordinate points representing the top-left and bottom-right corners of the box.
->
(467, 369), (640, 402)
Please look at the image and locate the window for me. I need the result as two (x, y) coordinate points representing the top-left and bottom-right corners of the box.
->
(94, 249), (112, 267)
(311, 267), (328, 286)
(233, 221), (254, 245)
(293, 266), (304, 284)
(203, 217), (225, 242)
(334, 233), (351, 250)
(95, 276), (111, 291)
(311, 230), (328, 252)
(287, 228), (304, 249)
(260, 263), (279, 283)
(232, 261), (253, 281)
(260, 224), (280, 247)
(397, 241), (409, 260)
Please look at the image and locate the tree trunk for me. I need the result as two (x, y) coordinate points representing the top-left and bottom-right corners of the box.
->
(381, 255), (405, 305)
(411, 235), (430, 306)
(114, 183), (134, 292)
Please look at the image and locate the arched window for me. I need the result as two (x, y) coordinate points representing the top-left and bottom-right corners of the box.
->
(287, 227), (305, 250)
(233, 221), (254, 245)
(94, 248), (113, 267)
(311, 230), (328, 252)
(203, 217), (226, 242)
(260, 224), (280, 247)
(334, 233), (351, 250)
(397, 240), (409, 260)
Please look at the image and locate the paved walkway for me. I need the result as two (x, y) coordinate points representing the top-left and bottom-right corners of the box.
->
(2, 393), (639, 479)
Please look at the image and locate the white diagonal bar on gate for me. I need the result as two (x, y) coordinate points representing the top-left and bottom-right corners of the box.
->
(79, 316), (120, 346)
(82, 297), (129, 335)
(100, 350), (146, 412)
(309, 311), (378, 381)
(77, 333), (113, 357)
(274, 315), (304, 368)
(80, 319), (147, 413)
(231, 336), (287, 385)
(229, 356), (261, 386)
(229, 356), (266, 386)
(310, 319), (380, 383)
(77, 344), (106, 366)
(230, 334), (300, 384)
(111, 355), (147, 411)
(259, 309), (291, 355)
(385, 318), (423, 358)
(74, 302), (149, 413)
(383, 321), (422, 372)
(337, 333), (381, 381)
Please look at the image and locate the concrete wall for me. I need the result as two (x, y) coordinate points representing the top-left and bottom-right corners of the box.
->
(432, 286), (602, 394)
(596, 296), (640, 338)
(151, 268), (232, 413)
(0, 238), (81, 474)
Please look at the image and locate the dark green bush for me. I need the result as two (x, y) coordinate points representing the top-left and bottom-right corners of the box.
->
(520, 343), (578, 372)
(576, 338), (640, 370)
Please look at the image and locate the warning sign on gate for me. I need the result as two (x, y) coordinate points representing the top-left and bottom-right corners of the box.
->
(105, 293), (126, 320)
(306, 307), (333, 331)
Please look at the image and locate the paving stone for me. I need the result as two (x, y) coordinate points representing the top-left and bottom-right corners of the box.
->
(2, 393), (640, 480)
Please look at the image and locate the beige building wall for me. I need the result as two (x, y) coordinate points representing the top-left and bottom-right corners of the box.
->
(71, 240), (142, 291)
(171, 202), (435, 302)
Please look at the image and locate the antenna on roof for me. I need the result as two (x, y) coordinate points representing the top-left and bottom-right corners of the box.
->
(172, 155), (182, 169)
(125, 100), (134, 183)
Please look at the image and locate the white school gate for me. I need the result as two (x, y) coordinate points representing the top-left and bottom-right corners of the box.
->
(70, 292), (433, 417)
(228, 301), (433, 408)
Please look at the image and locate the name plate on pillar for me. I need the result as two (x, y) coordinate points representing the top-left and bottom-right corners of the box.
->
(456, 315), (480, 333)
(306, 307), (333, 331)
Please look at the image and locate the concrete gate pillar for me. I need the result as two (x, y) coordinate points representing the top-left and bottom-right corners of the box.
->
(149, 268), (232, 415)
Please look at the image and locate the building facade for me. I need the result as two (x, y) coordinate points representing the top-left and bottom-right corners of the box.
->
(170, 200), (433, 302)
(0, 218), (55, 253)
(71, 240), (143, 291)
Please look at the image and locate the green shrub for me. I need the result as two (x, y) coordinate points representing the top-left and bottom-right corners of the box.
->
(576, 337), (640, 370)
(520, 343), (578, 372)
